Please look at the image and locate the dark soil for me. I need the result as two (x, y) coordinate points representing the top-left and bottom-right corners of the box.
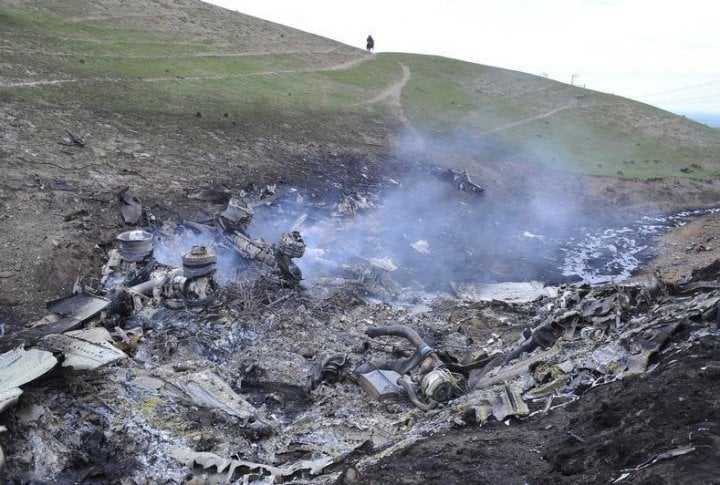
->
(358, 336), (720, 484)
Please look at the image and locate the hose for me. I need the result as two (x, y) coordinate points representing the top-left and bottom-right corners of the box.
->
(124, 257), (157, 286)
(366, 325), (443, 368)
(372, 350), (426, 375)
(182, 277), (219, 307)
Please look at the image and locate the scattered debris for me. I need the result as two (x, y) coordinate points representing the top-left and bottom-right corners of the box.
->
(58, 129), (85, 147)
(2, 190), (719, 482)
(440, 168), (484, 195)
(0, 347), (57, 413)
(214, 195), (254, 234)
(613, 445), (696, 482)
(37, 327), (126, 370)
(332, 192), (373, 216)
(118, 187), (143, 225)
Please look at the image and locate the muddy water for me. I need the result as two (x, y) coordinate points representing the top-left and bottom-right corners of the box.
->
(559, 207), (720, 283)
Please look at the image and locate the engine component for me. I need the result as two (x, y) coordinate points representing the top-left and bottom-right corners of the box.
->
(365, 325), (455, 405)
(227, 232), (276, 266)
(227, 230), (305, 283)
(275, 231), (305, 282)
(307, 353), (348, 390)
(182, 245), (217, 278)
(420, 367), (454, 402)
(356, 369), (404, 401)
(276, 231), (305, 259)
(116, 230), (154, 263)
(216, 196), (254, 233)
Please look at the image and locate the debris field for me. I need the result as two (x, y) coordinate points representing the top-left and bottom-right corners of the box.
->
(1, 179), (719, 484)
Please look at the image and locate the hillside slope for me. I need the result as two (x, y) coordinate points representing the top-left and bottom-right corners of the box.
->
(1, 0), (720, 317)
(2, 0), (720, 180)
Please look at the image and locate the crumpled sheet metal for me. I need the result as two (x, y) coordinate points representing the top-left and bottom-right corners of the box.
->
(154, 368), (266, 424)
(170, 446), (336, 482)
(47, 293), (110, 319)
(469, 348), (559, 389)
(38, 327), (126, 371)
(462, 384), (530, 424)
(356, 369), (403, 401)
(0, 347), (57, 413)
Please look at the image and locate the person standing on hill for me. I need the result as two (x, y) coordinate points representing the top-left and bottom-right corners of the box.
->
(366, 35), (374, 53)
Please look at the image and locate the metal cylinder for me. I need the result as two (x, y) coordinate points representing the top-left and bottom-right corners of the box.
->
(420, 368), (453, 402)
(277, 231), (305, 258)
(182, 245), (217, 278)
(116, 230), (154, 263)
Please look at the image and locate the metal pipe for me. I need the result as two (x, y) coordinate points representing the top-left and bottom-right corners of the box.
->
(371, 351), (425, 375)
(365, 325), (443, 368)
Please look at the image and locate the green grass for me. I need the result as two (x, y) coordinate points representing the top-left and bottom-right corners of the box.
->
(2, 5), (719, 180)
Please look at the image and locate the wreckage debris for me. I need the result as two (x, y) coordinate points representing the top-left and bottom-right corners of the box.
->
(357, 325), (456, 410)
(215, 195), (254, 234)
(116, 229), (154, 262)
(4, 185), (720, 482)
(225, 230), (305, 283)
(118, 187), (143, 225)
(332, 192), (373, 216)
(59, 129), (85, 147)
(307, 353), (348, 391)
(440, 168), (484, 195)
(152, 367), (270, 430)
(356, 369), (404, 401)
(0, 347), (57, 413)
(37, 327), (127, 371)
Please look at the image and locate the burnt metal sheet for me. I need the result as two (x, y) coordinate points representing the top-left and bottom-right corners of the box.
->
(154, 369), (265, 424)
(38, 328), (126, 371)
(0, 347), (58, 413)
(3, 293), (115, 345)
(463, 384), (530, 424)
(46, 293), (110, 320)
(357, 369), (403, 401)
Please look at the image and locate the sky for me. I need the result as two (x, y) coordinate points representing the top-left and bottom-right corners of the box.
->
(205, 0), (720, 121)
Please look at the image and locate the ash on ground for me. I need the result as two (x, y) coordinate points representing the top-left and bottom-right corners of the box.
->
(1, 181), (719, 484)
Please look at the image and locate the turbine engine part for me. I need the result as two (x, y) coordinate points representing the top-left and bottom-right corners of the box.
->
(420, 368), (453, 402)
(227, 232), (276, 266)
(116, 230), (154, 263)
(182, 245), (217, 278)
(277, 231), (305, 258)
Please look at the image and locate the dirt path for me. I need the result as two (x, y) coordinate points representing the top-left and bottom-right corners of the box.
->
(364, 61), (412, 129)
(366, 62), (410, 106)
(482, 102), (583, 134)
(0, 55), (371, 88)
(0, 46), (348, 60)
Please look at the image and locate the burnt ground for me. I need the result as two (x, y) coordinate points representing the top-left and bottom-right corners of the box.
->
(2, 3), (720, 482)
(354, 216), (720, 485)
(360, 336), (720, 485)
(3, 143), (720, 483)
(3, 169), (720, 484)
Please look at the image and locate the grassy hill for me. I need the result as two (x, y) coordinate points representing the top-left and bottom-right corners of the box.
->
(2, 0), (719, 182)
(2, 0), (720, 321)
